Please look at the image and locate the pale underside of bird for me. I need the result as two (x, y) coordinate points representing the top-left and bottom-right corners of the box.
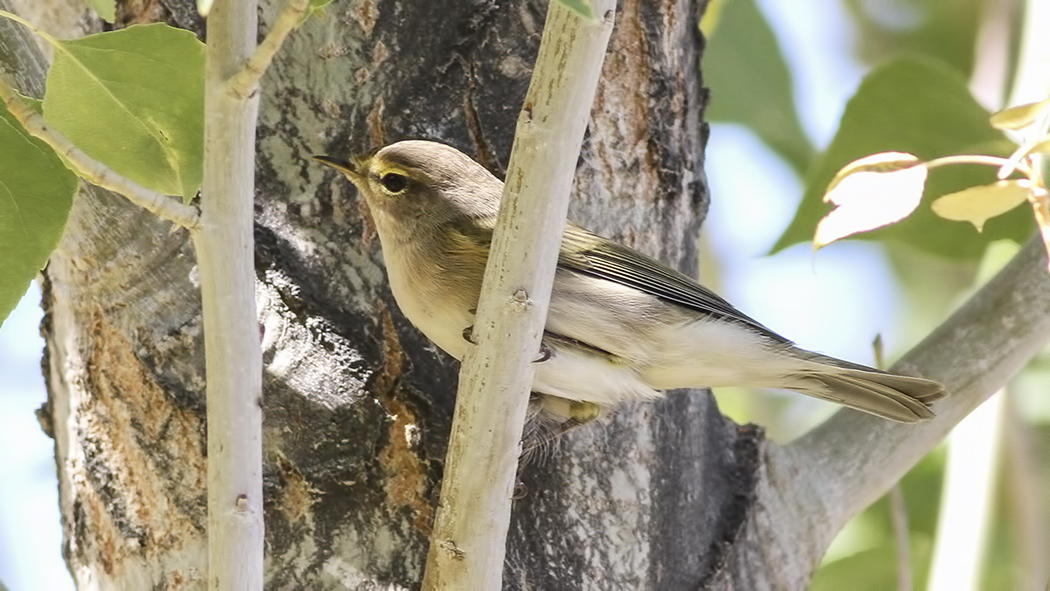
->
(315, 140), (947, 426)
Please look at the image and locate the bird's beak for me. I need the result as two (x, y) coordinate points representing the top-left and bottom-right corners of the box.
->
(313, 154), (363, 180)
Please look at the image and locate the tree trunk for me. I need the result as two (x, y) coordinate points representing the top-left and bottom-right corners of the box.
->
(26, 0), (786, 588)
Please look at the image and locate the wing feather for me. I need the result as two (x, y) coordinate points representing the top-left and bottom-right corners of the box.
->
(448, 219), (792, 345)
(558, 225), (792, 345)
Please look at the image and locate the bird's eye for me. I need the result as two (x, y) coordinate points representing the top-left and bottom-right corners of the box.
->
(380, 172), (408, 194)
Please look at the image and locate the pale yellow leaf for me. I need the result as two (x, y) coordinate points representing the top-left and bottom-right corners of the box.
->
(815, 165), (928, 248)
(989, 97), (1050, 130)
(1029, 136), (1050, 155)
(826, 152), (923, 195)
(1027, 187), (1050, 272)
(931, 180), (1033, 231)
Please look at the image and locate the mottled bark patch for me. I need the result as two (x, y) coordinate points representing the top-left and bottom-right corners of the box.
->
(73, 310), (206, 575)
(592, 0), (658, 189)
(273, 453), (320, 523)
(366, 98), (387, 150)
(697, 423), (764, 586)
(376, 307), (434, 534)
(350, 0), (379, 37)
(116, 0), (167, 26)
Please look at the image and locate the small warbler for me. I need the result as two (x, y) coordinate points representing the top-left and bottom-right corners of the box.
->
(315, 140), (945, 424)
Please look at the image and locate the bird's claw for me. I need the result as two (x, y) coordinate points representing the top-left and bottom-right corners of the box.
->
(463, 326), (550, 362)
(535, 342), (552, 363)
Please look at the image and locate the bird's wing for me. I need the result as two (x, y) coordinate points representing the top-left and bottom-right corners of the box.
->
(447, 218), (792, 345)
(558, 224), (793, 345)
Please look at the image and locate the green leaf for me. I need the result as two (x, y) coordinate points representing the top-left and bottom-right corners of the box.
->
(0, 103), (78, 327)
(299, 0), (336, 24)
(306, 0), (335, 19)
(556, 0), (597, 21)
(773, 56), (1030, 259)
(86, 0), (116, 22)
(842, 0), (981, 77)
(43, 23), (205, 202)
(18, 92), (42, 114)
(703, 0), (814, 173)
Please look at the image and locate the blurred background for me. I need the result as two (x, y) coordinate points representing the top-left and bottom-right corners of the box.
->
(1, 0), (1048, 589)
(702, 0), (1050, 589)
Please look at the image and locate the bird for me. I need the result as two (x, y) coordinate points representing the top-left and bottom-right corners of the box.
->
(314, 140), (946, 425)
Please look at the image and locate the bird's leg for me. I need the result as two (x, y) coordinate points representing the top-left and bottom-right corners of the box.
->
(519, 400), (602, 462)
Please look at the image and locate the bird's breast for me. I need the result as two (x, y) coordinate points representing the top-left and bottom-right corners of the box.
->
(379, 233), (485, 360)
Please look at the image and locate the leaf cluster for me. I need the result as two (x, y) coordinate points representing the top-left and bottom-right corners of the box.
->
(704, 0), (1037, 261)
(0, 15), (204, 326)
(814, 94), (1050, 262)
(0, 0), (331, 327)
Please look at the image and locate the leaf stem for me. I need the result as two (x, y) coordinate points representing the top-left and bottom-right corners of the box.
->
(924, 153), (1031, 175)
(0, 9), (61, 47)
(0, 76), (201, 230)
(227, 0), (310, 99)
(0, 9), (39, 35)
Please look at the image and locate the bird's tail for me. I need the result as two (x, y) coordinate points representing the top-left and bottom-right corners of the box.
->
(788, 356), (947, 423)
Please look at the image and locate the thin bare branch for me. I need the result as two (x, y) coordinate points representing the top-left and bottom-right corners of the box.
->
(927, 394), (1004, 591)
(198, 1), (264, 588)
(227, 0), (309, 99)
(1003, 395), (1047, 591)
(421, 3), (616, 589)
(790, 234), (1050, 537)
(0, 77), (200, 230)
(711, 236), (1050, 590)
(888, 485), (912, 591)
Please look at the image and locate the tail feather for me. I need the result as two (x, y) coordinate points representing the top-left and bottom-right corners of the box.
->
(792, 361), (947, 423)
